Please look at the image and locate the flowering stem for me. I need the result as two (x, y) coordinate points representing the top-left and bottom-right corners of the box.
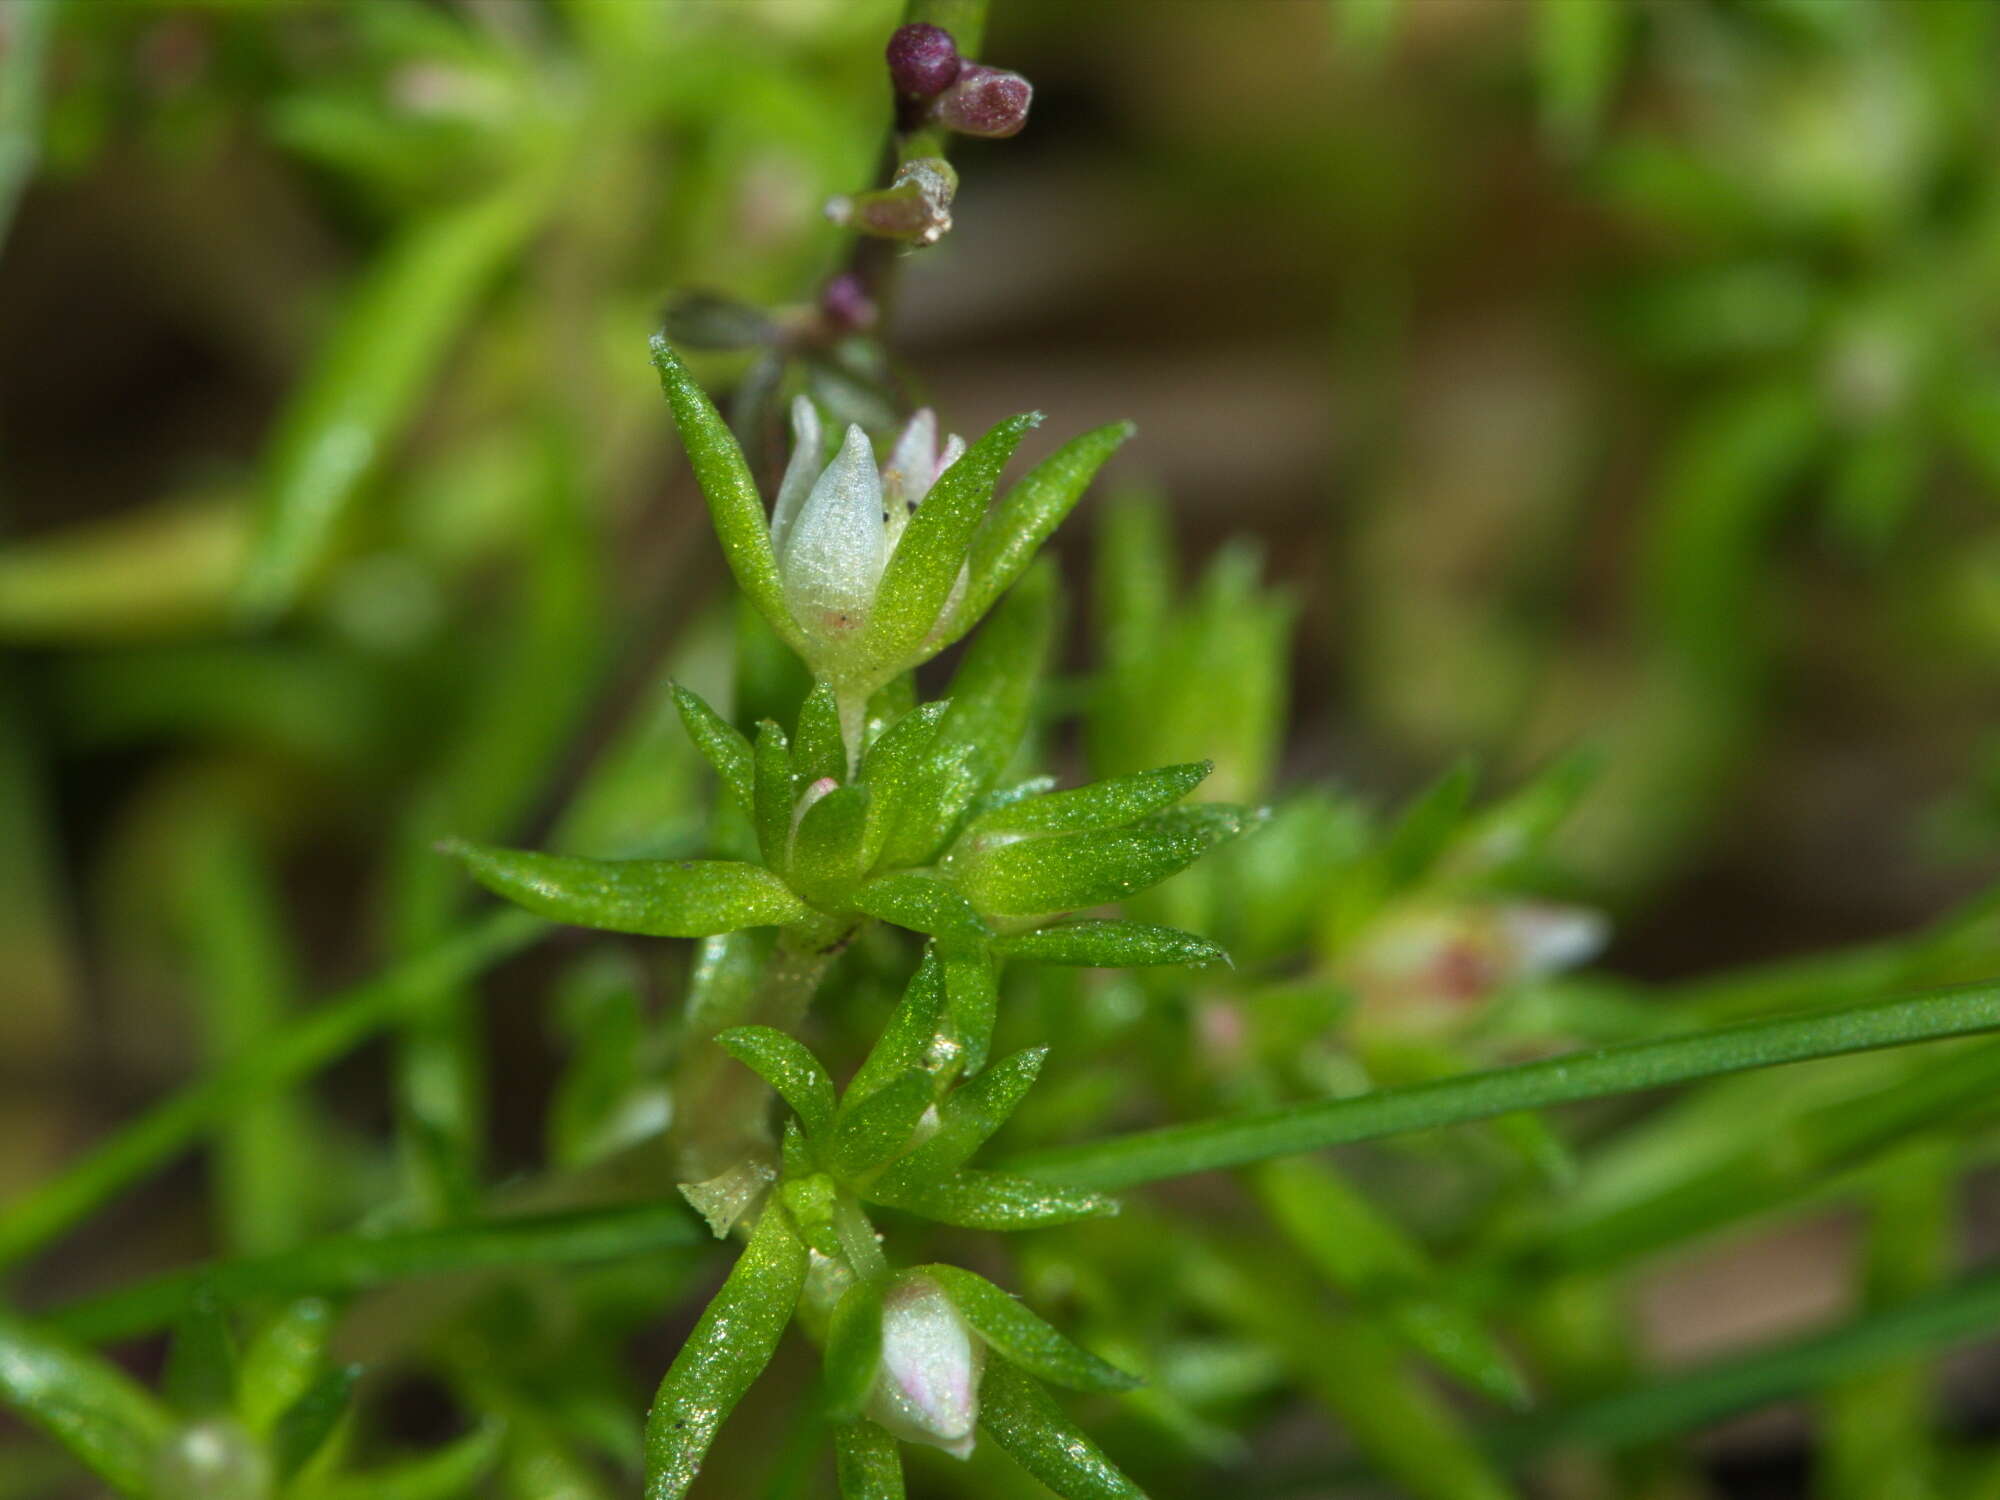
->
(673, 929), (850, 1184)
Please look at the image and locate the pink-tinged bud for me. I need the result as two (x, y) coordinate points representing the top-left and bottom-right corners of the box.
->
(825, 158), (958, 246)
(930, 64), (1032, 139)
(886, 23), (961, 97)
(820, 272), (877, 333)
(867, 1274), (984, 1459)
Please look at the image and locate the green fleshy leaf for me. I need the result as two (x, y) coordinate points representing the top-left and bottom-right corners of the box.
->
(673, 684), (755, 817)
(1382, 758), (1478, 890)
(1254, 1157), (1527, 1409)
(847, 949), (949, 1103)
(829, 1071), (936, 1178)
(0, 1311), (174, 1496)
(446, 841), (808, 936)
(790, 784), (871, 907)
(852, 872), (990, 939)
(868, 413), (1041, 665)
(868, 1168), (1116, 1231)
(644, 1206), (808, 1498)
(717, 1026), (837, 1138)
(237, 1298), (336, 1435)
(922, 1265), (1140, 1393)
(859, 701), (950, 868)
(794, 683), (847, 786)
(649, 336), (798, 650)
(943, 947), (999, 1075)
(824, 1278), (887, 1420)
(273, 1362), (360, 1480)
(951, 420), (1136, 646)
(877, 742), (983, 872)
(833, 1419), (905, 1499)
(978, 1358), (1144, 1499)
(164, 1286), (237, 1417)
(968, 762), (1211, 838)
(877, 1047), (1046, 1188)
(959, 806), (1247, 919)
(755, 721), (798, 869)
(934, 560), (1056, 801)
(991, 920), (1227, 968)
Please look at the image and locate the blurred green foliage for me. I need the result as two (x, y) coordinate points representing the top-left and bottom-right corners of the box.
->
(7, 1), (2000, 1498)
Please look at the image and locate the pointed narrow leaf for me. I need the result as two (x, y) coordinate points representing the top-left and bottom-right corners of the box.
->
(717, 1027), (836, 1138)
(943, 947), (999, 1074)
(754, 721), (797, 869)
(794, 683), (847, 786)
(969, 762), (1211, 838)
(790, 784), (870, 907)
(238, 1298), (336, 1434)
(860, 701), (950, 868)
(825, 1279), (887, 1420)
(868, 413), (1041, 663)
(447, 842), (807, 936)
(273, 1362), (360, 1479)
(848, 949), (949, 1103)
(834, 1419), (905, 1498)
(869, 1169), (1115, 1231)
(852, 872), (989, 940)
(0, 1312), (173, 1496)
(1381, 758), (1477, 889)
(164, 1286), (237, 1416)
(923, 1266), (1139, 1393)
(878, 741), (984, 872)
(649, 336), (798, 649)
(951, 420), (1136, 646)
(829, 1071), (936, 1178)
(673, 685), (755, 816)
(879, 1048), (1046, 1189)
(645, 1206), (808, 1499)
(960, 806), (1246, 918)
(979, 1358), (1144, 1500)
(935, 560), (1055, 799)
(992, 921), (1227, 968)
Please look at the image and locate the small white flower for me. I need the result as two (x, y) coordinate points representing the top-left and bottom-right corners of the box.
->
(866, 1273), (985, 1460)
(771, 398), (966, 655)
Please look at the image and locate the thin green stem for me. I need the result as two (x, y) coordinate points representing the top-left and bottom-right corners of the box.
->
(671, 930), (843, 1183)
(0, 908), (545, 1273)
(44, 1201), (704, 1344)
(1007, 981), (2000, 1192)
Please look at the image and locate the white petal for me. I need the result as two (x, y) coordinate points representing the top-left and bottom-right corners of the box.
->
(884, 408), (939, 508)
(923, 432), (967, 504)
(769, 396), (824, 556)
(779, 423), (887, 637)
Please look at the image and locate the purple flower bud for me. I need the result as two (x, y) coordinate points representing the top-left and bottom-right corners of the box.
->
(930, 64), (1032, 139)
(887, 23), (961, 97)
(820, 272), (877, 333)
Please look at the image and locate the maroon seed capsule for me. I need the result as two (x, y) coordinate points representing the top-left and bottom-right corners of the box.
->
(886, 23), (961, 97)
(931, 64), (1032, 139)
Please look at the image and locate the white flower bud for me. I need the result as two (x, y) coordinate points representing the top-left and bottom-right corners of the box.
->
(866, 1273), (984, 1460)
(779, 423), (888, 644)
(769, 395), (825, 556)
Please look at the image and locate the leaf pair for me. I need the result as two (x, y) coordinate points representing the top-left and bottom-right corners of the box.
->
(719, 951), (1115, 1230)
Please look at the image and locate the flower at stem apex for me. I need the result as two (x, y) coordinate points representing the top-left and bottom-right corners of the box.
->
(867, 1273), (985, 1459)
(772, 396), (967, 670)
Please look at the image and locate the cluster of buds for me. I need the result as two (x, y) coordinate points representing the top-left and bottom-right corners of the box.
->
(887, 22), (1034, 140)
(829, 24), (1032, 247)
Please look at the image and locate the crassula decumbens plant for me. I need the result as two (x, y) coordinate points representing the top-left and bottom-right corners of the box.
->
(447, 338), (1249, 1496)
